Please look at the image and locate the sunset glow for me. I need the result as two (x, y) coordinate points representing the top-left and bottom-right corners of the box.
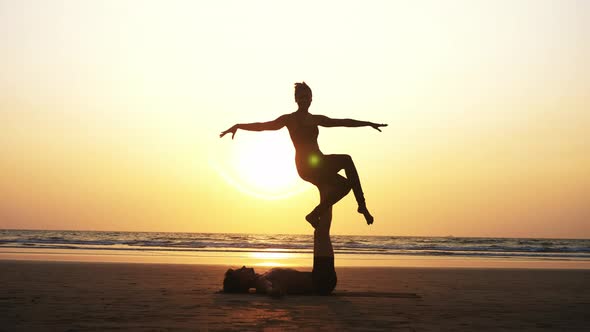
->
(1, 1), (589, 237)
(213, 131), (309, 200)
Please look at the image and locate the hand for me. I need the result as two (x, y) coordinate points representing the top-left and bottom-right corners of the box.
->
(220, 125), (238, 139)
(370, 123), (388, 132)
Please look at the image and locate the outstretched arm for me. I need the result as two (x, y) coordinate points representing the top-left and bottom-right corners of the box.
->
(315, 115), (387, 132)
(220, 115), (287, 139)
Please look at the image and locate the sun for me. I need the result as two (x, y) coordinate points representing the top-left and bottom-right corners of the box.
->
(214, 131), (310, 200)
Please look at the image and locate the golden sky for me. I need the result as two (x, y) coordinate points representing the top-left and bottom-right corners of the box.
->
(1, 0), (589, 237)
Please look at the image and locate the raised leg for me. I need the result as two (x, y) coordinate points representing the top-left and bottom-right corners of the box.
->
(314, 183), (336, 255)
(313, 205), (333, 257)
(327, 154), (373, 224)
(307, 154), (374, 226)
(312, 184), (337, 295)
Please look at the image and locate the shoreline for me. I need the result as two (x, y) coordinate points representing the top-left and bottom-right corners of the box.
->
(2, 247), (590, 270)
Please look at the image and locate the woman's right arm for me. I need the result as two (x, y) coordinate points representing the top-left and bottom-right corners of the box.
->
(220, 114), (288, 139)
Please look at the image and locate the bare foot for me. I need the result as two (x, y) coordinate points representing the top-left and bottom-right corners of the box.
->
(357, 206), (374, 225)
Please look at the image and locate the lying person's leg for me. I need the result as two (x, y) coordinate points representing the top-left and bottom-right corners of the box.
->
(312, 185), (337, 295)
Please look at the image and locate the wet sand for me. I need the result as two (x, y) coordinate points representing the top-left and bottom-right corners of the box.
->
(1, 260), (589, 331)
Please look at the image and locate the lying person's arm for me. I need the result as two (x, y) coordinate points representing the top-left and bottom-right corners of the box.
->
(255, 276), (285, 297)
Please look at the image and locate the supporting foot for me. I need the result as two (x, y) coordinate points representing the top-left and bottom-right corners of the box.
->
(357, 205), (374, 225)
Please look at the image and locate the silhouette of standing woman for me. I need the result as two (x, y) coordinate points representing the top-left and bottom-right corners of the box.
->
(221, 82), (386, 294)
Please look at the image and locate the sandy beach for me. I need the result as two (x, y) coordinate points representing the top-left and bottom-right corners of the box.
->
(1, 260), (589, 331)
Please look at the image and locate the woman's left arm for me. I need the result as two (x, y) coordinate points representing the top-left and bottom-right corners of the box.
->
(315, 115), (387, 132)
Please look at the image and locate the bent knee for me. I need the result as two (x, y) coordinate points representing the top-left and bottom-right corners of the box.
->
(339, 154), (353, 164)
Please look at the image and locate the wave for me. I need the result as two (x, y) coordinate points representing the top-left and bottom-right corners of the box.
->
(1, 230), (589, 260)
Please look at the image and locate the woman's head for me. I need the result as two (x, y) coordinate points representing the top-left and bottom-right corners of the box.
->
(294, 82), (312, 107)
(223, 266), (256, 293)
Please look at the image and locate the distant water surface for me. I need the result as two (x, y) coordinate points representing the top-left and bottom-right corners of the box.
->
(1, 230), (588, 261)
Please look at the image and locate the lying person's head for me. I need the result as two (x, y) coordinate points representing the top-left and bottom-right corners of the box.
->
(223, 266), (257, 293)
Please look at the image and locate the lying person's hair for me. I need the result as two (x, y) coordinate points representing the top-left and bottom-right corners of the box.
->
(223, 268), (252, 293)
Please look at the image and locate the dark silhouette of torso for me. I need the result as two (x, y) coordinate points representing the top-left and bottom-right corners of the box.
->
(256, 268), (315, 295)
(285, 112), (323, 184)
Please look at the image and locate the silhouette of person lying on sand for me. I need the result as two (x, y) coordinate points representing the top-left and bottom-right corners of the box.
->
(223, 266), (314, 297)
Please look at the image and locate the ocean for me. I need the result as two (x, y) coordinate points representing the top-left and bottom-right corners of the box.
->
(1, 229), (588, 261)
